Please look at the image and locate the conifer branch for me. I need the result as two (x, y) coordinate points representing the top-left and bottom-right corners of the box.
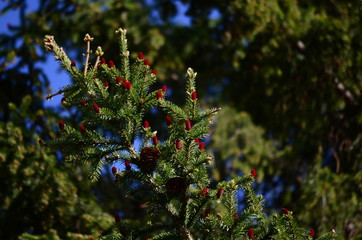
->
(42, 28), (338, 240)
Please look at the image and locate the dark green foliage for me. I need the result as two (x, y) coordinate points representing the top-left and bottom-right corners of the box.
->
(0, 99), (113, 240)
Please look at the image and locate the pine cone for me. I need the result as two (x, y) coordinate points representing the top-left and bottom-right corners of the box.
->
(139, 147), (160, 172)
(166, 177), (187, 195)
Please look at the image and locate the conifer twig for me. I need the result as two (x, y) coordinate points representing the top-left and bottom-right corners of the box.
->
(83, 34), (94, 76)
(46, 90), (63, 100)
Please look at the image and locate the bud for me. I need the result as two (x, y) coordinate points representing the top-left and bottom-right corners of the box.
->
(191, 91), (197, 100)
(70, 60), (76, 67)
(116, 76), (122, 84)
(138, 52), (144, 60)
(217, 187), (224, 198)
(125, 160), (131, 171)
(176, 139), (181, 150)
(80, 125), (86, 135)
(204, 209), (210, 218)
(152, 135), (158, 145)
(81, 100), (88, 106)
(201, 187), (208, 196)
(248, 228), (254, 239)
(251, 169), (256, 178)
(61, 97), (66, 104)
(58, 120), (65, 130)
(281, 208), (289, 214)
(108, 60), (115, 68)
(151, 69), (156, 75)
(185, 120), (192, 131)
(144, 59), (150, 66)
(162, 85), (167, 93)
(199, 142), (205, 150)
(156, 91), (163, 100)
(114, 213), (120, 224)
(112, 166), (117, 175)
(93, 103), (100, 113)
(143, 121), (150, 129)
(95, 46), (104, 56)
(122, 80), (131, 90)
(165, 116), (172, 126)
(216, 213), (221, 219)
(310, 229), (315, 238)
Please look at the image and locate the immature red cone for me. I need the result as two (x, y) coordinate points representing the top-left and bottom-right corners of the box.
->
(248, 228), (254, 239)
(144, 59), (150, 66)
(176, 139), (181, 150)
(70, 60), (76, 67)
(89, 238), (94, 240)
(360, 88), (362, 94)
(58, 120), (65, 130)
(122, 80), (131, 90)
(251, 169), (256, 178)
(194, 139), (200, 143)
(101, 58), (106, 64)
(166, 177), (186, 194)
(80, 125), (86, 135)
(138, 52), (144, 60)
(104, 81), (109, 88)
(165, 116), (172, 126)
(234, 213), (239, 220)
(156, 91), (163, 100)
(281, 208), (289, 214)
(108, 60), (115, 68)
(310, 229), (315, 238)
(185, 120), (192, 131)
(81, 100), (88, 106)
(152, 135), (158, 145)
(114, 213), (120, 224)
(125, 160), (131, 171)
(93, 103), (100, 113)
(201, 187), (208, 196)
(61, 97), (66, 104)
(112, 166), (117, 175)
(116, 76), (122, 84)
(143, 121), (150, 129)
(199, 142), (205, 150)
(204, 209), (210, 218)
(162, 85), (167, 93)
(191, 91), (197, 100)
(139, 147), (160, 172)
(151, 69), (156, 75)
(217, 187), (224, 198)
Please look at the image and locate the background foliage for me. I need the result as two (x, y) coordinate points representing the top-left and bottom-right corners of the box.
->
(0, 0), (361, 239)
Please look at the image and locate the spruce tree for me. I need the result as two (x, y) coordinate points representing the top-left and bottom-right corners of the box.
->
(42, 28), (340, 240)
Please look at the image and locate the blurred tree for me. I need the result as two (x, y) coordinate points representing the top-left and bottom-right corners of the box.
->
(0, 97), (113, 240)
(0, 0), (167, 239)
(150, 0), (362, 238)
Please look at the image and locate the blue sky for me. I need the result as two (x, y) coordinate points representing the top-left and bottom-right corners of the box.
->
(0, 0), (207, 108)
(0, 1), (73, 108)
